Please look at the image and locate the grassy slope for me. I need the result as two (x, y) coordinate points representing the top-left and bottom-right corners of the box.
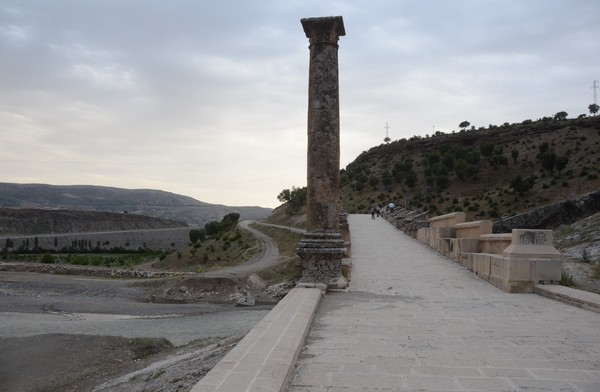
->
(153, 223), (303, 283)
(341, 116), (600, 221)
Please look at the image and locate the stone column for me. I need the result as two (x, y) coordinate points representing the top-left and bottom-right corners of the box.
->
(297, 16), (347, 290)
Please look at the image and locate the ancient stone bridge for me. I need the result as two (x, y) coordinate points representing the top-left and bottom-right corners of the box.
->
(192, 14), (600, 391)
(192, 214), (600, 391)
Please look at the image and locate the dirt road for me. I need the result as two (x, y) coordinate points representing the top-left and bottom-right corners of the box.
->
(199, 220), (282, 278)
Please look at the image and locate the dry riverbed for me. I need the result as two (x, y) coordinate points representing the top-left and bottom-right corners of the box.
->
(0, 269), (291, 392)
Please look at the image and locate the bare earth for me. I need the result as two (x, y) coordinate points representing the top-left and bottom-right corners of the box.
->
(0, 271), (278, 392)
(0, 221), (292, 392)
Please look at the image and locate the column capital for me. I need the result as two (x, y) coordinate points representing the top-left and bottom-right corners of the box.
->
(301, 16), (345, 45)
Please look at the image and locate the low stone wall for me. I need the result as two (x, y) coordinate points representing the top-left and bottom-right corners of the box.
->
(410, 212), (561, 293)
(191, 287), (321, 391)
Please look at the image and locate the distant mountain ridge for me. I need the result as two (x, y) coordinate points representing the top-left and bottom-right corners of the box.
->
(0, 183), (272, 227)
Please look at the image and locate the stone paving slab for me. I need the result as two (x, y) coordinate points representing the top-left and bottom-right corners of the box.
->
(191, 287), (321, 392)
(288, 214), (600, 392)
(535, 284), (600, 314)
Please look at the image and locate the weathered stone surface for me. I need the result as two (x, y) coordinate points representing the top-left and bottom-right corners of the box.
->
(493, 187), (600, 233)
(302, 16), (345, 232)
(297, 232), (347, 289)
(297, 16), (347, 289)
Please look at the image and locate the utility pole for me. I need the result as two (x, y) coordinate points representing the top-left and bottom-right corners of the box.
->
(593, 80), (598, 105)
(384, 122), (391, 143)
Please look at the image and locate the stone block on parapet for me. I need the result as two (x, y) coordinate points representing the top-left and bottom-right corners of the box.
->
(417, 227), (440, 248)
(502, 229), (562, 286)
(449, 238), (480, 263)
(462, 229), (562, 293)
(502, 229), (561, 260)
(454, 220), (492, 239)
(480, 233), (512, 255)
(416, 226), (454, 245)
(470, 253), (503, 281)
(428, 211), (466, 229)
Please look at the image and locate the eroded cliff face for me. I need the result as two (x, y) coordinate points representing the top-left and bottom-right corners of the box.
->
(0, 208), (188, 236)
(492, 188), (600, 233)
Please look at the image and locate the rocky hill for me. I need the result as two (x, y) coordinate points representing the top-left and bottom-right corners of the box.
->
(0, 208), (187, 236)
(0, 183), (272, 228)
(341, 115), (600, 224)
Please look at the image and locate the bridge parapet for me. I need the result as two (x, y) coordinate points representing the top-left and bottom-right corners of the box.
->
(191, 287), (321, 391)
(408, 211), (561, 293)
(428, 211), (466, 228)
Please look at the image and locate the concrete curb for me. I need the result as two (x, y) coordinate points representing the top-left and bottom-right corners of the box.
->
(535, 284), (600, 314)
(191, 287), (322, 392)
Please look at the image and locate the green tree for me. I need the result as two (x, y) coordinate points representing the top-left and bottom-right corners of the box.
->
(589, 103), (599, 116)
(511, 175), (536, 195)
(189, 229), (205, 244)
(554, 111), (568, 121)
(289, 186), (307, 208)
(220, 213), (240, 232)
(441, 153), (455, 170)
(540, 150), (557, 172)
(426, 152), (440, 166)
(368, 175), (379, 188)
(538, 142), (550, 155)
(459, 121), (470, 131)
(277, 186), (307, 209)
(277, 188), (292, 203)
(454, 159), (468, 180)
(511, 149), (519, 164)
(204, 221), (221, 236)
(381, 170), (393, 187)
(465, 150), (480, 165)
(405, 171), (417, 189)
(490, 154), (508, 168)
(479, 142), (495, 157)
(555, 156), (568, 174)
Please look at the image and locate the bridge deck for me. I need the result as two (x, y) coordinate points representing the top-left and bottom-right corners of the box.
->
(288, 214), (600, 392)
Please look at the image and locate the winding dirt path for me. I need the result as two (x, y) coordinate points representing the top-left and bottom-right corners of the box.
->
(199, 220), (282, 278)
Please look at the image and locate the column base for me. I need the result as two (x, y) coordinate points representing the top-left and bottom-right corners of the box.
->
(296, 231), (348, 290)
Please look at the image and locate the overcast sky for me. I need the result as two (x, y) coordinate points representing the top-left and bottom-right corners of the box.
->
(1, 1), (598, 208)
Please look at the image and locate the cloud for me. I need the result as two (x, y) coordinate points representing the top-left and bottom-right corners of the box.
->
(1, 0), (599, 207)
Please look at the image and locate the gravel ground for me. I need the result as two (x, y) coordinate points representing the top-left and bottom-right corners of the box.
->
(0, 221), (296, 392)
(0, 271), (277, 392)
(561, 257), (600, 294)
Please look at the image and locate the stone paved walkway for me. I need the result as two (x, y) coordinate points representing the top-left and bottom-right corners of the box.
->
(288, 214), (600, 392)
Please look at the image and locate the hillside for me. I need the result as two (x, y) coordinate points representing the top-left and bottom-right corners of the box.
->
(341, 116), (600, 223)
(0, 208), (187, 236)
(0, 183), (272, 227)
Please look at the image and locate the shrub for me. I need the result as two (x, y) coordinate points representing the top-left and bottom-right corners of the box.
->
(560, 270), (576, 287)
(511, 174), (535, 195)
(40, 252), (55, 264)
(581, 249), (592, 264)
